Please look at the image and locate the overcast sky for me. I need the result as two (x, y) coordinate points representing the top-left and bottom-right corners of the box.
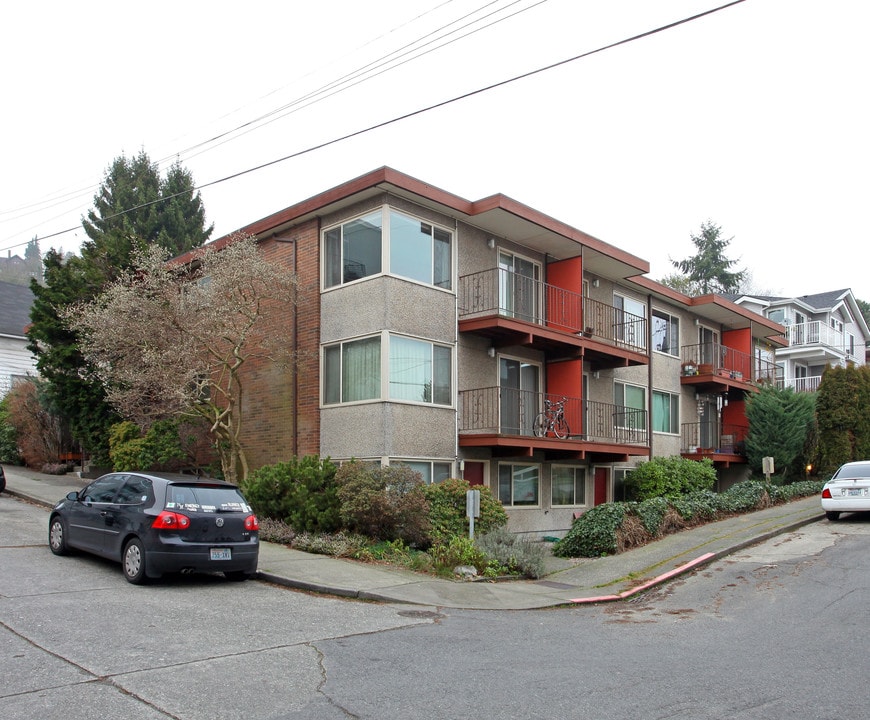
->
(2, 0), (868, 302)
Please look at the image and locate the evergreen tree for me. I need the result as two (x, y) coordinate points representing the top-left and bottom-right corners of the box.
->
(814, 365), (870, 473)
(27, 151), (212, 465)
(744, 383), (815, 478)
(671, 220), (746, 294)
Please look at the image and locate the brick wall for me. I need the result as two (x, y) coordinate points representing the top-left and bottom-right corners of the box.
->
(237, 219), (321, 470)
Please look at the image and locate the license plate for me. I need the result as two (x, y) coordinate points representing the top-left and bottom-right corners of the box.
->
(847, 488), (866, 497)
(210, 548), (231, 560)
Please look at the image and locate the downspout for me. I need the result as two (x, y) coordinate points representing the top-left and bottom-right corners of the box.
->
(647, 292), (653, 460)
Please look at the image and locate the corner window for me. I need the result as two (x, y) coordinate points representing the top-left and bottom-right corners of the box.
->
(389, 336), (452, 405)
(613, 293), (647, 349)
(323, 334), (453, 406)
(652, 309), (680, 356)
(551, 466), (586, 506)
(323, 336), (381, 404)
(394, 460), (452, 484)
(498, 463), (539, 507)
(652, 390), (680, 434)
(323, 208), (452, 290)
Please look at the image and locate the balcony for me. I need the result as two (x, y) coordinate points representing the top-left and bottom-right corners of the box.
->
(681, 421), (748, 467)
(680, 342), (776, 393)
(458, 387), (649, 461)
(458, 268), (648, 368)
(777, 375), (823, 393)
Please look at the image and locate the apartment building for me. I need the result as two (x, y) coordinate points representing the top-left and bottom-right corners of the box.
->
(730, 290), (868, 393)
(205, 168), (785, 537)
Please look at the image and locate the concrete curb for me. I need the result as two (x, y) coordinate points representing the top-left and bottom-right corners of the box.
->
(569, 510), (825, 605)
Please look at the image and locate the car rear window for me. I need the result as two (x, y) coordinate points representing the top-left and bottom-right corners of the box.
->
(833, 463), (870, 479)
(165, 484), (253, 514)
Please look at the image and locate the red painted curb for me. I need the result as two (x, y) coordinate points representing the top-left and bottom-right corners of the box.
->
(569, 552), (716, 604)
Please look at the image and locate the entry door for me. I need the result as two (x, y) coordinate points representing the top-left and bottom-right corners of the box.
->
(499, 251), (540, 322)
(593, 466), (609, 506)
(463, 461), (485, 487)
(499, 357), (539, 435)
(698, 326), (719, 365)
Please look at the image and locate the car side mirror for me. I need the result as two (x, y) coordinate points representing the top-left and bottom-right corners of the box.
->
(67, 491), (79, 501)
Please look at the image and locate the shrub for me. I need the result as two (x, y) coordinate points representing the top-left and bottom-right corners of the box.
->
(631, 497), (670, 537)
(717, 480), (770, 514)
(428, 535), (492, 576)
(670, 490), (719, 523)
(623, 456), (716, 501)
(335, 462), (431, 546)
(243, 456), (341, 533)
(108, 419), (196, 472)
(475, 527), (547, 579)
(423, 477), (507, 543)
(553, 502), (627, 557)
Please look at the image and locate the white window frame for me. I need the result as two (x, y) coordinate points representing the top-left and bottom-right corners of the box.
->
(652, 389), (680, 435)
(388, 334), (452, 406)
(322, 206), (453, 291)
(551, 465), (587, 507)
(497, 462), (540, 507)
(651, 308), (680, 357)
(392, 460), (453, 484)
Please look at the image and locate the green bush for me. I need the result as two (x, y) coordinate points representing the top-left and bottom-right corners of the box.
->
(475, 527), (547, 579)
(716, 480), (769, 513)
(631, 497), (670, 537)
(553, 502), (627, 557)
(670, 490), (719, 523)
(428, 535), (492, 576)
(423, 477), (507, 543)
(108, 419), (190, 472)
(623, 456), (716, 501)
(335, 462), (431, 546)
(244, 456), (341, 533)
(0, 395), (21, 464)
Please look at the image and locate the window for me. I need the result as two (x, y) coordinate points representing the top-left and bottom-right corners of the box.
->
(389, 336), (451, 405)
(324, 211), (383, 286)
(652, 309), (680, 356)
(394, 460), (452, 484)
(614, 382), (646, 430)
(323, 336), (381, 404)
(551, 466), (587, 506)
(613, 293), (646, 348)
(390, 212), (452, 288)
(115, 475), (153, 505)
(767, 308), (785, 324)
(498, 463), (539, 506)
(323, 334), (452, 406)
(323, 208), (452, 290)
(83, 475), (126, 503)
(652, 390), (680, 434)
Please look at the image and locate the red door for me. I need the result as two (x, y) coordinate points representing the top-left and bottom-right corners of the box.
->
(593, 466), (609, 506)
(463, 461), (485, 486)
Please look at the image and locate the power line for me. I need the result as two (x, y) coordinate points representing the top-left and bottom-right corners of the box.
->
(2, 0), (745, 251)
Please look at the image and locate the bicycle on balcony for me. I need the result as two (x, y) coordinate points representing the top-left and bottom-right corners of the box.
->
(533, 396), (570, 439)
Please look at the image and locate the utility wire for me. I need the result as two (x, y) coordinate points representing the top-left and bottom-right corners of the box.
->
(5, 0), (746, 249)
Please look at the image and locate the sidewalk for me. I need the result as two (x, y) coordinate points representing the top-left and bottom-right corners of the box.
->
(2, 465), (825, 610)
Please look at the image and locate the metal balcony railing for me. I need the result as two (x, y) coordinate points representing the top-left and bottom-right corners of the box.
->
(681, 422), (748, 454)
(458, 387), (648, 446)
(681, 342), (777, 384)
(457, 268), (647, 353)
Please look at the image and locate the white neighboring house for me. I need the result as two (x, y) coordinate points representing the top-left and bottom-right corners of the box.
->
(0, 280), (37, 396)
(731, 289), (869, 392)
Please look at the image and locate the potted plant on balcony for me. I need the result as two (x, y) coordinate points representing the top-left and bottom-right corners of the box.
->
(681, 361), (697, 376)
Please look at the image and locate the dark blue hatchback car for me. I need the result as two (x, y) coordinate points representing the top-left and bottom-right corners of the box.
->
(49, 471), (259, 584)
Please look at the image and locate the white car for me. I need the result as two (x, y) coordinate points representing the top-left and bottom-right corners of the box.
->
(821, 461), (870, 521)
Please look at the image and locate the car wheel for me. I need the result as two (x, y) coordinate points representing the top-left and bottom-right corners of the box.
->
(48, 516), (70, 556)
(224, 571), (253, 582)
(825, 511), (841, 521)
(122, 538), (149, 584)
(0, 474), (6, 493)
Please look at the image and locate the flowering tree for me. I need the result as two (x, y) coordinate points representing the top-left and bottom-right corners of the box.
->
(67, 234), (297, 483)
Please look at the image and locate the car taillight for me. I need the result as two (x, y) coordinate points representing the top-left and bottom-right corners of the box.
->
(153, 511), (191, 529)
(821, 488), (832, 499)
(245, 514), (259, 531)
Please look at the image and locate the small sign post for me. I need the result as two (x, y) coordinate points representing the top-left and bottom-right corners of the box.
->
(762, 456), (775, 481)
(466, 489), (480, 540)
